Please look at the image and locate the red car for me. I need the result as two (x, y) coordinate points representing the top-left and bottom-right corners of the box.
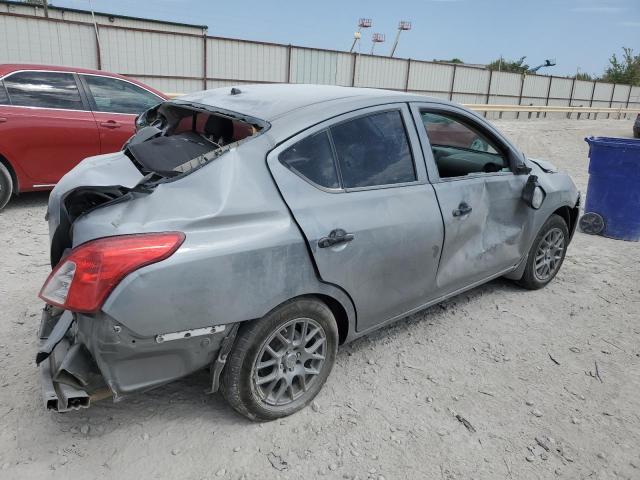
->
(0, 64), (167, 210)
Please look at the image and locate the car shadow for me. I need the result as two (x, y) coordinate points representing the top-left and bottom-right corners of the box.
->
(4, 191), (50, 212)
(55, 277), (523, 428)
(343, 277), (524, 352)
(49, 369), (255, 429)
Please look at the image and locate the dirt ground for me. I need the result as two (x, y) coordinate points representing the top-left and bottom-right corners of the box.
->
(0, 118), (638, 480)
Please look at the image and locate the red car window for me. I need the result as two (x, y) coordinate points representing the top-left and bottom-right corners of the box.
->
(0, 80), (9, 105)
(83, 75), (162, 114)
(4, 71), (85, 110)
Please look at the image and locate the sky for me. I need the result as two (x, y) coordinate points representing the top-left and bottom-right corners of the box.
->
(52, 0), (639, 76)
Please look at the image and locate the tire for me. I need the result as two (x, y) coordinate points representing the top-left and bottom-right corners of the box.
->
(220, 297), (338, 421)
(0, 162), (13, 211)
(517, 214), (569, 290)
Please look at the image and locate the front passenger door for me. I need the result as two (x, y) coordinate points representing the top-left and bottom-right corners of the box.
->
(411, 105), (532, 294)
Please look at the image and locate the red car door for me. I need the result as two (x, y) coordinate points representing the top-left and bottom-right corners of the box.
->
(0, 70), (100, 187)
(91, 110), (137, 154)
(80, 74), (164, 154)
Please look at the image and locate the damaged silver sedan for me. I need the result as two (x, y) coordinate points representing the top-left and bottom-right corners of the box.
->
(37, 85), (580, 420)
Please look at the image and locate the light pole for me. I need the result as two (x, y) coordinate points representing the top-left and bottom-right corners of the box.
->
(349, 18), (372, 53)
(370, 33), (385, 55)
(389, 21), (411, 57)
(88, 0), (101, 69)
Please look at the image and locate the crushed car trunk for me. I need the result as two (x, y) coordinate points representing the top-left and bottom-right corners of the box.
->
(39, 98), (271, 409)
(47, 100), (267, 266)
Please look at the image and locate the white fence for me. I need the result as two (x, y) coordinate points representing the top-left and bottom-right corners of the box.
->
(1, 10), (639, 120)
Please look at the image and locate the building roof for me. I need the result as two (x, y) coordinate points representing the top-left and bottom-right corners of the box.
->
(0, 0), (207, 30)
(177, 84), (439, 121)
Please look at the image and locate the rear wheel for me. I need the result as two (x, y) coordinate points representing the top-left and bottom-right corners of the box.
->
(0, 162), (13, 211)
(517, 214), (569, 290)
(220, 298), (338, 421)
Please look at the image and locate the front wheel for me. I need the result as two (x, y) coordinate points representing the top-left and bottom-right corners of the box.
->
(517, 214), (569, 290)
(0, 162), (13, 211)
(220, 298), (338, 421)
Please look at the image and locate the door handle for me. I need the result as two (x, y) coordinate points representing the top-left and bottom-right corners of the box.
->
(0, 117), (7, 123)
(318, 228), (355, 248)
(100, 120), (121, 129)
(452, 202), (473, 217)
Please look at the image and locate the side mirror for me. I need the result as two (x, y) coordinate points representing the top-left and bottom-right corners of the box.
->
(514, 162), (532, 175)
(522, 175), (545, 209)
(511, 152), (531, 174)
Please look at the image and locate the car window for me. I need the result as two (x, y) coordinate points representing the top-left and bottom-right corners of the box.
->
(279, 130), (339, 189)
(4, 71), (84, 110)
(0, 80), (9, 105)
(330, 110), (416, 188)
(83, 75), (162, 114)
(420, 111), (509, 178)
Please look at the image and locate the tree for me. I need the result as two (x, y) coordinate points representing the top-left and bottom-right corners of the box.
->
(434, 58), (463, 64)
(575, 72), (593, 81)
(601, 47), (640, 86)
(486, 56), (529, 73)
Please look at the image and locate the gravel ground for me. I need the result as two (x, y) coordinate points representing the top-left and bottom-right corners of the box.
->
(0, 118), (639, 480)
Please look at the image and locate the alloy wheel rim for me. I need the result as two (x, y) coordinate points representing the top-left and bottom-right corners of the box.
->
(253, 318), (326, 406)
(534, 227), (565, 281)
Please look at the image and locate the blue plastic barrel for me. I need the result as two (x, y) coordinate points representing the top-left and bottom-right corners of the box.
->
(584, 136), (640, 241)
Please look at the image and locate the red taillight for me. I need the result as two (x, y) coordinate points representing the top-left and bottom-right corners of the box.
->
(39, 232), (185, 313)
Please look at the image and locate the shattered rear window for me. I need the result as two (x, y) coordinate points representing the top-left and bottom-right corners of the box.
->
(125, 101), (267, 178)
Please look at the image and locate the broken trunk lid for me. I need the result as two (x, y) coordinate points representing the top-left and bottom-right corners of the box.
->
(126, 100), (269, 178)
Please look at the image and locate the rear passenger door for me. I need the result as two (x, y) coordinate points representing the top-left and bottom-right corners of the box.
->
(0, 70), (100, 186)
(410, 103), (531, 293)
(268, 104), (444, 332)
(79, 74), (163, 153)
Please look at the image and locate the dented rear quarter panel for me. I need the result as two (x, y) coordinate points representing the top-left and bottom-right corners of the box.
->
(69, 135), (355, 338)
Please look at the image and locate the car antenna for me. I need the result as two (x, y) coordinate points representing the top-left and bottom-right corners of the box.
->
(230, 87), (242, 95)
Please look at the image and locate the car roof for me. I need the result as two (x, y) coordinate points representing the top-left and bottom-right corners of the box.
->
(176, 84), (449, 122)
(0, 64), (168, 98)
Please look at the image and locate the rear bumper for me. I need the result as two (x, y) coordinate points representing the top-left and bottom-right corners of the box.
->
(37, 305), (233, 412)
(38, 307), (95, 412)
(40, 344), (91, 412)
